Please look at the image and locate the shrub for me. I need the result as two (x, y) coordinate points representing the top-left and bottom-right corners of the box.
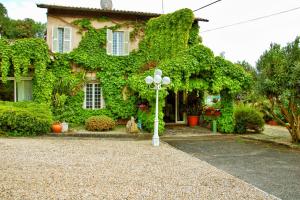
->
(234, 105), (264, 134)
(0, 101), (53, 136)
(85, 116), (116, 131)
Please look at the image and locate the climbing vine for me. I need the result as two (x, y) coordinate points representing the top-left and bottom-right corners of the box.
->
(0, 8), (252, 133)
(0, 38), (53, 104)
(0, 39), (11, 83)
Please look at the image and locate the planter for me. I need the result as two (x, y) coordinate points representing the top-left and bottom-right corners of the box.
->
(61, 122), (69, 133)
(268, 120), (278, 126)
(188, 116), (199, 127)
(52, 123), (62, 134)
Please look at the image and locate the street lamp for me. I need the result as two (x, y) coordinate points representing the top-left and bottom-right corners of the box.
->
(145, 69), (171, 147)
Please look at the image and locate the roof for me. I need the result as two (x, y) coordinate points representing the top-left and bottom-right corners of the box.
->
(36, 4), (209, 22)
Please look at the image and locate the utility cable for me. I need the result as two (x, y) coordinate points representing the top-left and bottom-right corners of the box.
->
(193, 0), (222, 12)
(201, 6), (300, 33)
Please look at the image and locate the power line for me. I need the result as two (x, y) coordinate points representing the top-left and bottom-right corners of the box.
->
(201, 6), (300, 33)
(193, 0), (222, 12)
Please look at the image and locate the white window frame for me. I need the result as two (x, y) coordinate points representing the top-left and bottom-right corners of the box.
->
(0, 77), (33, 102)
(112, 31), (124, 56)
(83, 83), (105, 110)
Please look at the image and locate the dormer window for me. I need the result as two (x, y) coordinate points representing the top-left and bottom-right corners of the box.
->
(106, 29), (129, 56)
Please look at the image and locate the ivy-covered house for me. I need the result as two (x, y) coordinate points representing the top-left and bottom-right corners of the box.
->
(0, 3), (251, 134)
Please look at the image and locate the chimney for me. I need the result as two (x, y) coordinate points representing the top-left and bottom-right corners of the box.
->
(100, 0), (113, 10)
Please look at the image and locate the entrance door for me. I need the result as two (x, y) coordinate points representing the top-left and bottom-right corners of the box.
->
(164, 91), (186, 124)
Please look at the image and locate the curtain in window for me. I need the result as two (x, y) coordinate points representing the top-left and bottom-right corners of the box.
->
(17, 80), (32, 101)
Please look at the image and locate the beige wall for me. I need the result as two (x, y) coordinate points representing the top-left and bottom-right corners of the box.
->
(46, 14), (142, 53)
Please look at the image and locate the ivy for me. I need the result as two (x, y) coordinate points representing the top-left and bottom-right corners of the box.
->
(217, 90), (235, 133)
(0, 38), (53, 104)
(0, 8), (252, 134)
(0, 39), (11, 83)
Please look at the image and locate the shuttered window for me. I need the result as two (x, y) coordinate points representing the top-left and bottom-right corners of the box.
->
(52, 27), (72, 53)
(106, 29), (129, 56)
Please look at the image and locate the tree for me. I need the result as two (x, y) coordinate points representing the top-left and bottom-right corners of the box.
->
(235, 61), (258, 103)
(0, 3), (45, 39)
(257, 37), (300, 143)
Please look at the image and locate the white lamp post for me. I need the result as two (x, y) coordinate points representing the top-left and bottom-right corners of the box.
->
(145, 69), (171, 147)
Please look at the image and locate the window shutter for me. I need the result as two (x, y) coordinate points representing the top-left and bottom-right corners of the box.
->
(52, 27), (58, 53)
(63, 27), (72, 53)
(106, 29), (113, 55)
(123, 31), (130, 56)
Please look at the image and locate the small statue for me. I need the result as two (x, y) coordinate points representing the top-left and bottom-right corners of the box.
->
(126, 117), (139, 134)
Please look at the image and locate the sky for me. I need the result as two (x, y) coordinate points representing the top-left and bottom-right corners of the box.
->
(1, 0), (300, 66)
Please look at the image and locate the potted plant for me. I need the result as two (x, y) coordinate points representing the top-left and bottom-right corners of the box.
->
(187, 105), (201, 127)
(52, 121), (62, 134)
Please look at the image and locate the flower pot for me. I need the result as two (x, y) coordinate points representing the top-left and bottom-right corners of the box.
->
(188, 116), (199, 127)
(52, 123), (62, 134)
(268, 120), (278, 126)
(61, 122), (69, 133)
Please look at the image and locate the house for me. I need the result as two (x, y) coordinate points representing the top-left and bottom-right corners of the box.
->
(0, 1), (250, 133)
(35, 2), (209, 126)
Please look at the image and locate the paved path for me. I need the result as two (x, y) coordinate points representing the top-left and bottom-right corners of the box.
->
(165, 137), (300, 200)
(0, 137), (275, 200)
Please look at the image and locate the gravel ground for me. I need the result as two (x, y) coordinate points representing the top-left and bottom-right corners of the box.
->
(0, 138), (276, 200)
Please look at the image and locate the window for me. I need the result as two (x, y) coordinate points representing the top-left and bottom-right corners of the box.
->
(84, 83), (105, 109)
(52, 27), (72, 53)
(0, 78), (33, 102)
(106, 29), (129, 56)
(112, 31), (124, 56)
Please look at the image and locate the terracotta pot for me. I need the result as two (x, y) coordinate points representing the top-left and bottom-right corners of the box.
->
(268, 120), (278, 126)
(188, 116), (199, 127)
(52, 123), (62, 134)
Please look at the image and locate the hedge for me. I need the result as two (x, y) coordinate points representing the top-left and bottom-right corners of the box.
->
(0, 101), (53, 136)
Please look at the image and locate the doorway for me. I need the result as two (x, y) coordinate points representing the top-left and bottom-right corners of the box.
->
(164, 91), (186, 124)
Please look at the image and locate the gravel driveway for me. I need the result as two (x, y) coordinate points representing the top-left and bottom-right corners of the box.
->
(0, 138), (276, 200)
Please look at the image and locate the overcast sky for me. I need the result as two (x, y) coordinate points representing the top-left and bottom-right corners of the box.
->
(1, 0), (300, 66)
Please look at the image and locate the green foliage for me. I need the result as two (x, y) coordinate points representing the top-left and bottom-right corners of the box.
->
(0, 3), (45, 39)
(85, 115), (116, 131)
(0, 39), (11, 83)
(139, 8), (195, 62)
(72, 18), (93, 32)
(217, 90), (235, 133)
(257, 37), (300, 142)
(0, 38), (53, 104)
(234, 104), (264, 134)
(0, 101), (53, 136)
(188, 22), (202, 46)
(0, 4), (45, 39)
(0, 8), (251, 135)
(212, 57), (253, 94)
(137, 109), (164, 135)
